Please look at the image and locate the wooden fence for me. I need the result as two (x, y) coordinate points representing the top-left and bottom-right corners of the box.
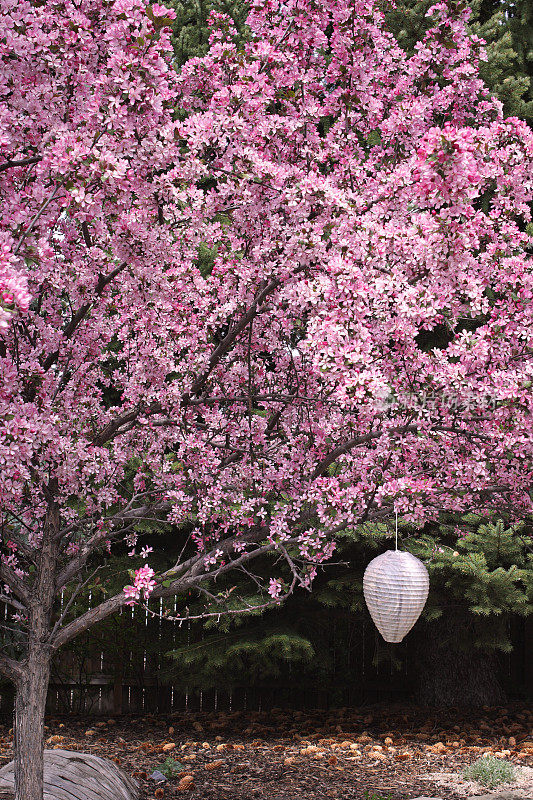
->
(43, 594), (428, 715)
(0, 601), (530, 716)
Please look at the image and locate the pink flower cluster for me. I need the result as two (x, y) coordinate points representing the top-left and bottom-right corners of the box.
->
(0, 245), (31, 329)
(123, 565), (156, 605)
(268, 578), (283, 599)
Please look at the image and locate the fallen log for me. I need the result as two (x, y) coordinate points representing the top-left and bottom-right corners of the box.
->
(0, 749), (139, 800)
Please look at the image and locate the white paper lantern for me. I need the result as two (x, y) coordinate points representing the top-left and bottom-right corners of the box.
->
(363, 550), (429, 643)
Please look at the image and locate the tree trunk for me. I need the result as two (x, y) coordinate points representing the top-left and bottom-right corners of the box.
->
(10, 495), (59, 800)
(13, 649), (51, 800)
(413, 612), (505, 707)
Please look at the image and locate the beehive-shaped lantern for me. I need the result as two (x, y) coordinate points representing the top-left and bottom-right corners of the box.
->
(363, 550), (429, 643)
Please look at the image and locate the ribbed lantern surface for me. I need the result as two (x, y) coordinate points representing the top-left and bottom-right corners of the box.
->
(363, 550), (429, 643)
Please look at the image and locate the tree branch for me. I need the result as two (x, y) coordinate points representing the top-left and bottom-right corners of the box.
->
(141, 576), (299, 623)
(91, 405), (151, 447)
(184, 268), (307, 404)
(39, 262), (128, 381)
(51, 533), (290, 650)
(311, 425), (420, 479)
(310, 423), (490, 480)
(50, 593), (128, 651)
(91, 268), (309, 447)
(55, 500), (171, 589)
(50, 566), (104, 639)
(0, 564), (30, 606)
(14, 183), (62, 256)
(0, 653), (23, 683)
(0, 156), (41, 173)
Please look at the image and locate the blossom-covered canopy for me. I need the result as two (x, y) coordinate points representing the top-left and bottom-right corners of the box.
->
(0, 0), (532, 601)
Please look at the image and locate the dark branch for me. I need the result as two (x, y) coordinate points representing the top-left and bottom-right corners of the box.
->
(0, 563), (30, 606)
(0, 156), (41, 173)
(55, 500), (172, 589)
(311, 425), (419, 479)
(311, 423), (491, 480)
(50, 593), (128, 651)
(184, 267), (307, 404)
(91, 272), (308, 447)
(0, 653), (24, 682)
(39, 262), (128, 379)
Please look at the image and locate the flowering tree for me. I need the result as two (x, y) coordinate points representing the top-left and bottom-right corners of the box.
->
(1, 0), (533, 796)
(0, 266), (29, 332)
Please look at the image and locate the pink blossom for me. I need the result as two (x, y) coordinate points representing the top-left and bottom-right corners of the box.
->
(268, 578), (283, 599)
(123, 564), (156, 605)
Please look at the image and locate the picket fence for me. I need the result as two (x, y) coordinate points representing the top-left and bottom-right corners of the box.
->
(0, 600), (530, 716)
(45, 599), (406, 715)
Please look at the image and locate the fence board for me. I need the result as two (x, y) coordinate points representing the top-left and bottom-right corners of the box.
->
(0, 600), (531, 715)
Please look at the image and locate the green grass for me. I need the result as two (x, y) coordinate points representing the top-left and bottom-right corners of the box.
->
(363, 792), (394, 800)
(157, 756), (184, 778)
(462, 755), (517, 788)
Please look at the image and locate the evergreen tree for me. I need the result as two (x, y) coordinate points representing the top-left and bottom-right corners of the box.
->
(315, 515), (532, 704)
(164, 517), (532, 706)
(384, 0), (533, 122)
(409, 516), (532, 646)
(169, 0), (248, 65)
(474, 0), (533, 121)
(407, 516), (533, 704)
(164, 581), (368, 706)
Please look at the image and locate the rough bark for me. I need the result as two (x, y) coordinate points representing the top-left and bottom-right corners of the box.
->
(13, 651), (51, 800)
(413, 611), (506, 707)
(11, 497), (59, 800)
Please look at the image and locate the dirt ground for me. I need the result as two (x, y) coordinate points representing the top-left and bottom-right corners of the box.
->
(1, 703), (532, 799)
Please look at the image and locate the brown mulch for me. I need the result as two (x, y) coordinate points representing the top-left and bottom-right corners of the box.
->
(1, 703), (532, 800)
